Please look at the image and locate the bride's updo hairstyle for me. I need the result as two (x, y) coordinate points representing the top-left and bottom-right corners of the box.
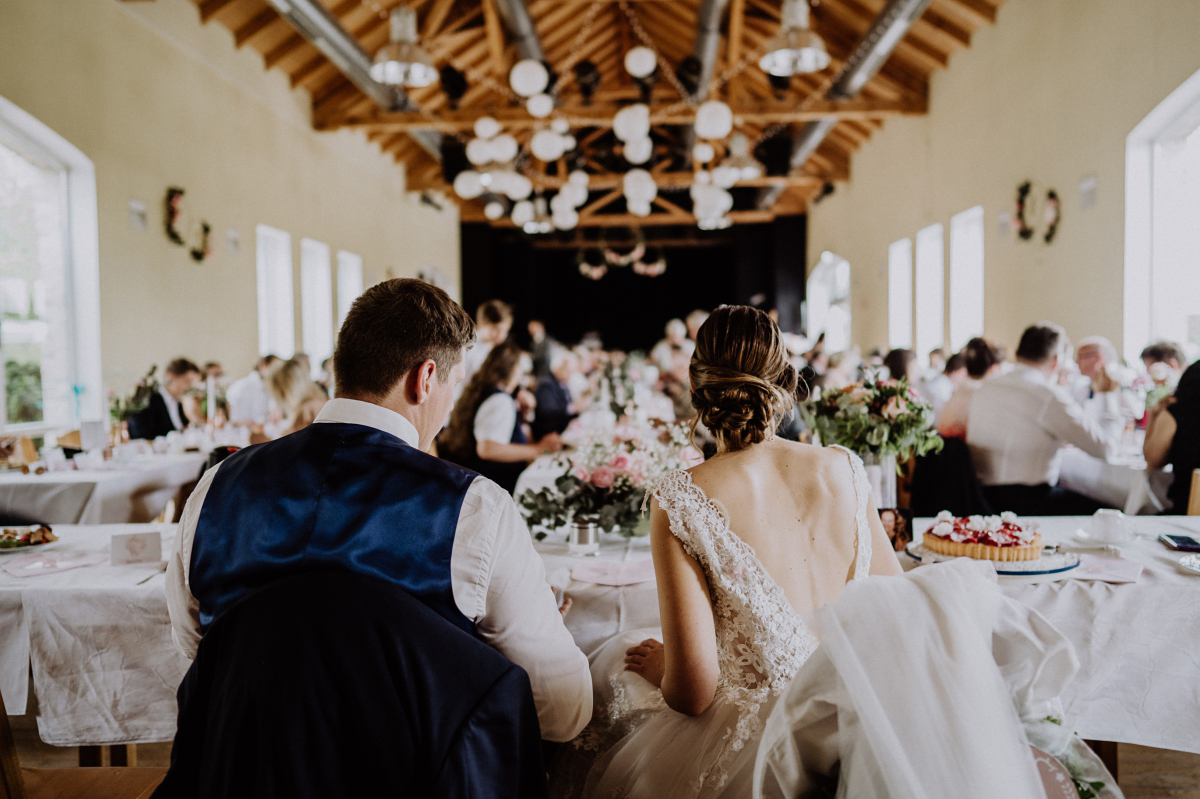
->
(690, 305), (797, 452)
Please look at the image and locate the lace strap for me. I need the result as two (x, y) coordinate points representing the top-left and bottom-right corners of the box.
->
(830, 445), (872, 580)
(644, 470), (714, 567)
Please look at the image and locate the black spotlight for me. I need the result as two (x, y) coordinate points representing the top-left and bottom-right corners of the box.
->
(634, 69), (659, 103)
(812, 182), (836, 204)
(542, 61), (559, 92)
(573, 59), (600, 104)
(675, 55), (702, 96)
(755, 131), (793, 177)
(439, 136), (469, 183)
(439, 65), (468, 109)
(767, 73), (791, 97)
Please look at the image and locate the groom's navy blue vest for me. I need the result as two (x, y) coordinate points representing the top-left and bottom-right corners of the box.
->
(190, 422), (479, 636)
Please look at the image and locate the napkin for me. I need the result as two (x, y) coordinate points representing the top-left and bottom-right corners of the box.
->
(571, 559), (656, 586)
(1072, 554), (1142, 584)
(3, 551), (107, 577)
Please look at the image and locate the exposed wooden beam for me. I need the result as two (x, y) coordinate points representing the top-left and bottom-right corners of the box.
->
(233, 8), (279, 48)
(198, 0), (237, 23)
(466, 208), (780, 228)
(919, 7), (972, 48)
(264, 33), (308, 68)
(725, 0), (746, 104)
(331, 98), (924, 132)
(945, 0), (996, 25)
(519, 171), (822, 191)
(481, 0), (508, 81)
(422, 0), (460, 38)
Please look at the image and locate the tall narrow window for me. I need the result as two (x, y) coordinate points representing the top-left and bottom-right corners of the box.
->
(806, 251), (852, 353)
(914, 223), (945, 366)
(0, 94), (102, 432)
(949, 206), (985, 351)
(255, 225), (295, 359)
(300, 238), (333, 377)
(336, 250), (364, 329)
(887, 238), (913, 350)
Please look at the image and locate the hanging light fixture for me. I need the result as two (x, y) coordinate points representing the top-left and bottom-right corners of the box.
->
(758, 0), (830, 77)
(370, 8), (438, 88)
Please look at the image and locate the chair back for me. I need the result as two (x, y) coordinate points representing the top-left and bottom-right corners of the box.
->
(910, 436), (994, 517)
(1188, 469), (1200, 516)
(153, 571), (547, 799)
(0, 685), (28, 799)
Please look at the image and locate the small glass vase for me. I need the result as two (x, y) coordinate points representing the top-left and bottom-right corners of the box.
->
(569, 517), (600, 557)
(860, 452), (898, 509)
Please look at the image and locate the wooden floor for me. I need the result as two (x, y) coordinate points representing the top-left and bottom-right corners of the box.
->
(10, 715), (1200, 796)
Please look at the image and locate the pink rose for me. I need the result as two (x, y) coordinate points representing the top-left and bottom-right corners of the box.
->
(591, 466), (615, 489)
(572, 465), (590, 482)
(680, 446), (705, 467)
(881, 395), (908, 420)
(847, 386), (870, 403)
(882, 378), (898, 387)
(610, 453), (632, 471)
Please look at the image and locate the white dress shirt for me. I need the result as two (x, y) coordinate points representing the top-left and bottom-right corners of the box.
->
(225, 371), (270, 425)
(166, 398), (591, 741)
(159, 386), (184, 431)
(475, 392), (517, 444)
(966, 364), (1120, 487)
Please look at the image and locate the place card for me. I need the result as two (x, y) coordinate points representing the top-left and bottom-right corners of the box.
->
(111, 531), (163, 566)
(1073, 554), (1142, 584)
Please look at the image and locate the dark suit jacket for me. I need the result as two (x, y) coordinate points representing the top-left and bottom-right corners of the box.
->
(154, 571), (548, 799)
(127, 391), (181, 440)
(532, 376), (573, 440)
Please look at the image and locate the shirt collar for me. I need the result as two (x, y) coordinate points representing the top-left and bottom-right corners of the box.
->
(158, 385), (179, 408)
(314, 398), (420, 448)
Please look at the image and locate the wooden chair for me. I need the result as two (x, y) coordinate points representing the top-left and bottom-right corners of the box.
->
(0, 687), (166, 799)
(1188, 468), (1200, 516)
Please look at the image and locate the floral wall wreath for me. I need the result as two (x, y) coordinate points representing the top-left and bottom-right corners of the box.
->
(577, 240), (667, 280)
(1013, 181), (1061, 244)
(164, 187), (212, 262)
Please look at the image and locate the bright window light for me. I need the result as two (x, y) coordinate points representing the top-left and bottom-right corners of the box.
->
(887, 238), (913, 350)
(914, 223), (945, 366)
(300, 238), (333, 378)
(336, 250), (364, 329)
(255, 225), (295, 359)
(949, 206), (985, 352)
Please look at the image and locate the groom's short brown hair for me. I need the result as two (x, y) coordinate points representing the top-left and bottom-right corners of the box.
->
(333, 278), (475, 401)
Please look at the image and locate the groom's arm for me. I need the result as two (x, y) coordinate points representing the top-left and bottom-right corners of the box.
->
(452, 479), (593, 742)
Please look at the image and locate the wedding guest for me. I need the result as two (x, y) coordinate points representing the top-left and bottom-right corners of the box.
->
(532, 346), (578, 440)
(1140, 340), (1188, 411)
(967, 323), (1120, 515)
(128, 357), (201, 440)
(251, 357), (327, 442)
(937, 337), (1001, 439)
(527, 318), (555, 380)
(318, 357), (334, 396)
(685, 309), (710, 343)
(459, 299), (513, 398)
(1072, 335), (1141, 433)
(202, 361), (224, 381)
(226, 355), (277, 427)
(928, 347), (947, 377)
(883, 348), (919, 383)
(815, 350), (859, 391)
(440, 342), (562, 493)
(166, 278), (590, 743)
(919, 352), (967, 416)
(650, 318), (694, 382)
(1144, 359), (1200, 513)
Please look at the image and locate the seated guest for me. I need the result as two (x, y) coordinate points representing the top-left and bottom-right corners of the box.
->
(532, 346), (578, 440)
(253, 356), (327, 442)
(651, 318), (694, 382)
(440, 342), (562, 494)
(165, 278), (590, 742)
(458, 299), (513, 399)
(527, 319), (555, 380)
(1072, 335), (1141, 434)
(920, 352), (967, 416)
(128, 357), (201, 440)
(938, 337), (1002, 440)
(1141, 340), (1188, 411)
(883, 347), (920, 384)
(967, 323), (1120, 515)
(685, 308), (710, 343)
(1144, 358), (1199, 513)
(927, 347), (947, 377)
(226, 354), (277, 426)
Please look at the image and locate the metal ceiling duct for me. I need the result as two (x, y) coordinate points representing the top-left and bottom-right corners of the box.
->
(491, 0), (545, 62)
(691, 0), (729, 102)
(759, 0), (934, 208)
(261, 0), (442, 160)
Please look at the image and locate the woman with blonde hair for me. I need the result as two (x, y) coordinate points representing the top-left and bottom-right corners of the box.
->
(251, 357), (327, 442)
(571, 306), (901, 799)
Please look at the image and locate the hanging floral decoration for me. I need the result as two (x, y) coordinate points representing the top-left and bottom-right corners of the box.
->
(164, 187), (213, 263)
(1042, 189), (1061, 243)
(1013, 181), (1035, 240)
(603, 241), (646, 266)
(577, 249), (608, 280)
(631, 246), (667, 276)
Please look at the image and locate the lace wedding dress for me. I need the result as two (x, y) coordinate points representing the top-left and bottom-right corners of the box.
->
(566, 445), (873, 799)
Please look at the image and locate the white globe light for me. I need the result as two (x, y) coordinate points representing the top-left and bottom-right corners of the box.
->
(553, 209), (579, 230)
(694, 170), (713, 185)
(568, 169), (590, 187)
(490, 134), (519, 163)
(526, 93), (554, 118)
(466, 137), (493, 166)
(509, 59), (549, 97)
(483, 200), (506, 220)
(628, 200), (652, 217)
(740, 163), (764, 181)
(623, 169), (657, 203)
(453, 170), (484, 199)
(530, 129), (565, 161)
(561, 134), (577, 152)
(712, 165), (741, 189)
(551, 117), (571, 134)
(550, 192), (573, 213)
(504, 172), (533, 200)
(511, 199), (535, 226)
(624, 46), (657, 79)
(473, 116), (501, 140)
(613, 103), (650, 142)
(694, 100), (734, 140)
(623, 136), (653, 164)
(692, 142), (715, 164)
(563, 183), (589, 207)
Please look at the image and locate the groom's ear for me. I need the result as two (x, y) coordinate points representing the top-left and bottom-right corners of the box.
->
(410, 359), (439, 405)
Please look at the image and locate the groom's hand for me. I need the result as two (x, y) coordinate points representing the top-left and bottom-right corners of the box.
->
(624, 639), (665, 688)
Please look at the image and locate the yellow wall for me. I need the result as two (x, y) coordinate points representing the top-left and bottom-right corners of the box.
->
(0, 0), (460, 392)
(807, 0), (1200, 357)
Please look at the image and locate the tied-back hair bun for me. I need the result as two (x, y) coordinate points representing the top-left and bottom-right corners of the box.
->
(690, 306), (797, 452)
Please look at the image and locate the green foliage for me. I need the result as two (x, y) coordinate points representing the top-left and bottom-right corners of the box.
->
(109, 365), (158, 422)
(1072, 778), (1106, 799)
(799, 378), (943, 461)
(5, 359), (42, 424)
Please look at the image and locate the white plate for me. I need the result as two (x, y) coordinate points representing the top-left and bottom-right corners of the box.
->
(1180, 554), (1200, 575)
(0, 541), (57, 556)
(1071, 529), (1131, 548)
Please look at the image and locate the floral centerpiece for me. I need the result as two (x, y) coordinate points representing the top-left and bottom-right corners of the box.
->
(519, 420), (703, 540)
(109, 366), (158, 422)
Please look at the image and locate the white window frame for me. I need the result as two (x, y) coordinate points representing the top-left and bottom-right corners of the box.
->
(887, 238), (913, 350)
(949, 206), (985, 352)
(914, 223), (945, 367)
(255, 225), (295, 359)
(0, 94), (102, 434)
(336, 250), (364, 329)
(300, 238), (334, 379)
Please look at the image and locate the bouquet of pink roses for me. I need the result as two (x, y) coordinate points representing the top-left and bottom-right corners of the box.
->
(519, 420), (703, 538)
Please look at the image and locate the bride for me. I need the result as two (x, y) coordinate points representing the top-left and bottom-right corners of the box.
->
(574, 306), (902, 799)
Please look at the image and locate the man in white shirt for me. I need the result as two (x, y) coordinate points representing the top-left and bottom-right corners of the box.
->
(456, 299), (513, 401)
(1071, 335), (1142, 436)
(167, 279), (591, 742)
(967, 323), (1120, 515)
(224, 354), (278, 426)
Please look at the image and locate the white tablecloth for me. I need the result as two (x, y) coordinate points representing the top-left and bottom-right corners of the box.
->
(1057, 446), (1173, 515)
(0, 524), (188, 746)
(0, 453), (206, 524)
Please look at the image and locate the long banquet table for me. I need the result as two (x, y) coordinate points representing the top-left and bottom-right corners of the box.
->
(3, 517), (1199, 757)
(0, 453), (207, 525)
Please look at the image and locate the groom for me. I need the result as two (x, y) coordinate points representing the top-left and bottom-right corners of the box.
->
(165, 279), (591, 742)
